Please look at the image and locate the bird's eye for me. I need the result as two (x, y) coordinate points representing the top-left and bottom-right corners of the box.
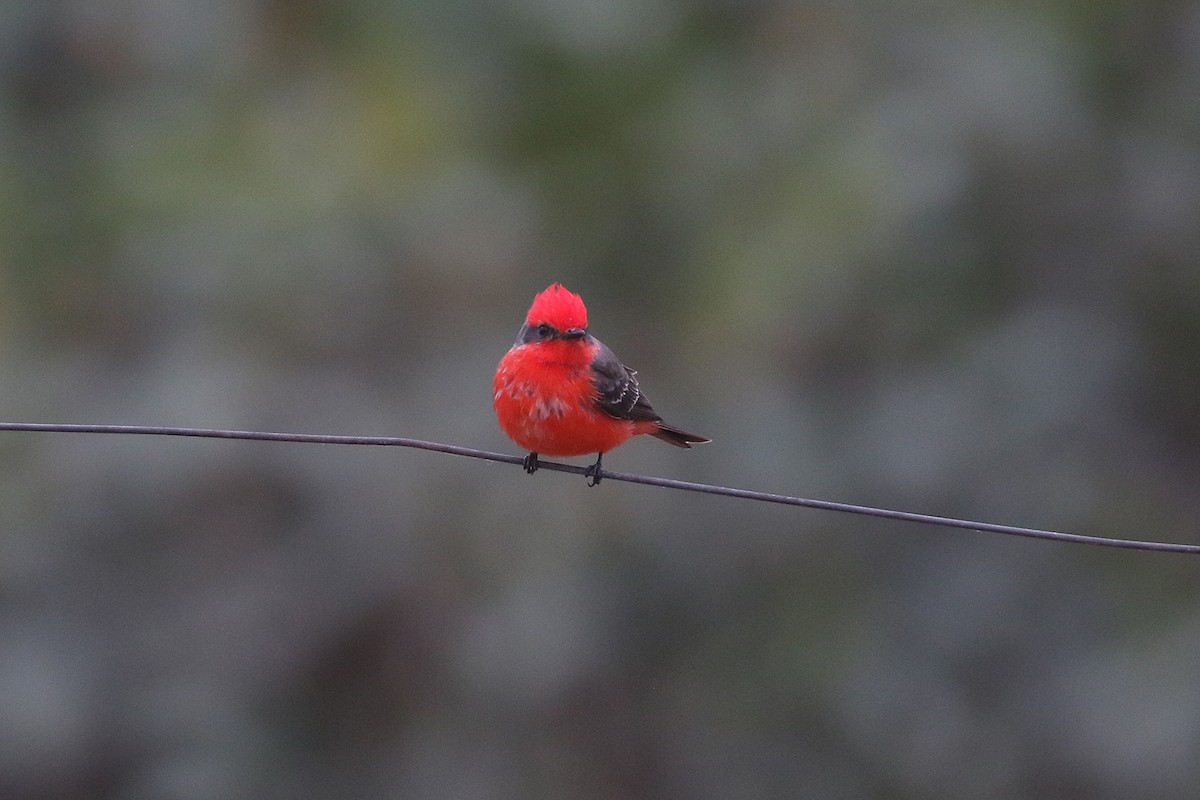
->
(537, 323), (552, 338)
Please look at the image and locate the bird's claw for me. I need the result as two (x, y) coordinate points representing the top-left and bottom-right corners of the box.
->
(584, 465), (603, 486)
(584, 454), (603, 486)
(522, 452), (539, 474)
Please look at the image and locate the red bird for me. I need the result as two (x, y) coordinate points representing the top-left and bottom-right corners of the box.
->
(494, 283), (709, 485)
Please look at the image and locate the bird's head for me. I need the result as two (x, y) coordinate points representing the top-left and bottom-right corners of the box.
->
(516, 283), (589, 344)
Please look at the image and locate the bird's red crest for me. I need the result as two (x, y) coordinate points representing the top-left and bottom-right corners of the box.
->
(525, 283), (588, 330)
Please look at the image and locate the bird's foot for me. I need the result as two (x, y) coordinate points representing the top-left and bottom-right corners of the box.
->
(584, 453), (603, 487)
(522, 452), (539, 474)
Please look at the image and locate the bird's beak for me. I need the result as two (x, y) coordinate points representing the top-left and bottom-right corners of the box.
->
(562, 328), (587, 340)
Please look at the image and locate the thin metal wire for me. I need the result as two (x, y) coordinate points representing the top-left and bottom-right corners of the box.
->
(1, 421), (1197, 554)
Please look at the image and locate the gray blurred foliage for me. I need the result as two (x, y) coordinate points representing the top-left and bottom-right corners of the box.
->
(1, 0), (1199, 798)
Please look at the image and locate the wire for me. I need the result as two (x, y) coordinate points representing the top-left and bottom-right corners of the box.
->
(1, 421), (1196, 554)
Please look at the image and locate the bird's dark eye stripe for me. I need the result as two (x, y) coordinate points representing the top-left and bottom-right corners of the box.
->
(517, 322), (557, 344)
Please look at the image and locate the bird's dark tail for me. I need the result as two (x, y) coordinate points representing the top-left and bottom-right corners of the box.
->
(651, 423), (711, 449)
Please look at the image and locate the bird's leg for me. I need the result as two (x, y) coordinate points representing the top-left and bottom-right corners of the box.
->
(522, 452), (540, 474)
(584, 452), (604, 486)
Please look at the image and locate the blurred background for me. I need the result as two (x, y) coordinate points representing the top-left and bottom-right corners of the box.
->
(2, 1), (1199, 798)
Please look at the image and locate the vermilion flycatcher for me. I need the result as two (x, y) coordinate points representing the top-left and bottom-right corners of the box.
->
(494, 283), (709, 485)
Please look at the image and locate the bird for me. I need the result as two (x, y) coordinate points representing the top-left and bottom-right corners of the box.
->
(494, 283), (709, 485)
